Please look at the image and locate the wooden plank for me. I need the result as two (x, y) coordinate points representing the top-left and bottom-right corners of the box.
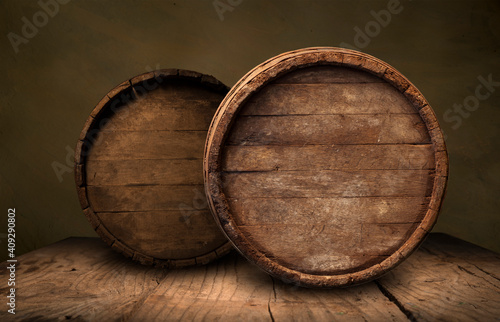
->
(98, 98), (220, 131)
(87, 184), (208, 212)
(377, 233), (500, 321)
(241, 83), (416, 115)
(228, 197), (428, 226)
(86, 130), (206, 160)
(227, 114), (430, 146)
(273, 65), (385, 84)
(423, 234), (500, 277)
(238, 223), (416, 274)
(269, 281), (408, 321)
(97, 211), (228, 260)
(223, 145), (434, 171)
(222, 170), (434, 198)
(129, 254), (273, 321)
(86, 159), (203, 186)
(129, 249), (407, 321)
(98, 82), (221, 132)
(1, 234), (497, 321)
(0, 238), (167, 321)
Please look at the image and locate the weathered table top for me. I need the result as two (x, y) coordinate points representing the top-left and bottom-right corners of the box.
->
(1, 233), (499, 321)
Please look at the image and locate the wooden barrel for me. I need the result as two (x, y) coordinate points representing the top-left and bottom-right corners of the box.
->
(75, 69), (232, 267)
(204, 48), (448, 287)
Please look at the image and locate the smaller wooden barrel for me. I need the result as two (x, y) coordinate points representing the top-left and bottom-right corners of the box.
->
(204, 48), (448, 287)
(75, 69), (232, 267)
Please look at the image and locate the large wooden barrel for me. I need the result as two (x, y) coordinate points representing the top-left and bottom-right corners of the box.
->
(204, 48), (448, 287)
(75, 69), (232, 267)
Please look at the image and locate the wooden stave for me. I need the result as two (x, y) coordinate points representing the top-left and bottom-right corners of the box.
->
(75, 69), (233, 267)
(204, 47), (449, 287)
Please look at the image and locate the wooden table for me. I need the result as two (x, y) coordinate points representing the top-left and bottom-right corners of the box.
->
(1, 233), (499, 321)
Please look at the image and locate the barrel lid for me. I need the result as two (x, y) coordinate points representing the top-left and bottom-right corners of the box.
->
(204, 48), (448, 287)
(75, 69), (232, 267)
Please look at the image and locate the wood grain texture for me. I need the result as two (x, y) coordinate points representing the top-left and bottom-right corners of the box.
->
(0, 238), (168, 321)
(97, 210), (228, 259)
(273, 65), (385, 84)
(86, 159), (203, 186)
(377, 234), (500, 321)
(130, 250), (274, 321)
(204, 47), (449, 287)
(129, 246), (408, 322)
(242, 83), (417, 115)
(75, 69), (231, 266)
(87, 184), (207, 212)
(228, 197), (429, 226)
(223, 145), (434, 171)
(238, 222), (418, 274)
(221, 170), (434, 198)
(226, 114), (430, 146)
(2, 234), (497, 321)
(96, 87), (222, 131)
(87, 130), (207, 161)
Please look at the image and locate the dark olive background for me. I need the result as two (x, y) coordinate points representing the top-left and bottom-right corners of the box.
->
(1, 0), (499, 261)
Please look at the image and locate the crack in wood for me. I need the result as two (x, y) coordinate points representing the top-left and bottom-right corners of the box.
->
(267, 276), (277, 322)
(472, 264), (500, 283)
(422, 244), (500, 289)
(267, 302), (275, 322)
(123, 271), (169, 321)
(457, 265), (500, 290)
(9, 235), (499, 320)
(374, 280), (417, 322)
(271, 276), (277, 300)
